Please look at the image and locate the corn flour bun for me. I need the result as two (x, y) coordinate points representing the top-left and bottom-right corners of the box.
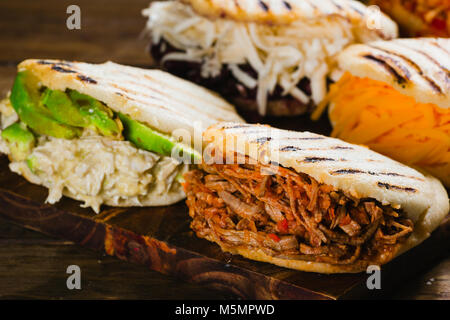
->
(2, 59), (244, 211)
(183, 0), (398, 41)
(334, 38), (449, 110)
(202, 123), (449, 273)
(328, 38), (449, 187)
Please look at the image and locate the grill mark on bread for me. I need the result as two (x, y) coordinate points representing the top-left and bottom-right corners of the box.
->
(77, 75), (97, 84)
(349, 4), (364, 16)
(258, 0), (269, 12)
(104, 81), (178, 114)
(283, 136), (324, 140)
(330, 0), (343, 10)
(51, 65), (76, 74)
(377, 182), (417, 193)
(38, 60), (72, 67)
(282, 1), (292, 10)
(113, 69), (237, 116)
(422, 76), (445, 94)
(303, 157), (337, 163)
(362, 54), (407, 85)
(280, 146), (301, 152)
(412, 47), (450, 74)
(280, 145), (353, 152)
(368, 44), (445, 94)
(431, 41), (450, 56)
(332, 169), (365, 175)
(331, 169), (424, 181)
(409, 48), (450, 86)
(253, 136), (272, 144)
(223, 124), (252, 129)
(308, 1), (317, 10)
(381, 56), (411, 80)
(333, 146), (353, 150)
(101, 74), (219, 119)
(37, 60), (53, 65)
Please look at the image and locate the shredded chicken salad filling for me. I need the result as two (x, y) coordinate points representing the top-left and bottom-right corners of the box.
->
(184, 153), (414, 266)
(143, 1), (355, 115)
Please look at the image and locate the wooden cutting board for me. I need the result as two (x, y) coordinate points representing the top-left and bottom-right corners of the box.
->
(0, 0), (448, 301)
(0, 114), (448, 300)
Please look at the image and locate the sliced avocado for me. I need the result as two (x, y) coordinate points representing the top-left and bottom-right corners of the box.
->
(41, 89), (89, 127)
(9, 72), (81, 139)
(1, 122), (35, 161)
(118, 112), (200, 163)
(68, 90), (122, 137)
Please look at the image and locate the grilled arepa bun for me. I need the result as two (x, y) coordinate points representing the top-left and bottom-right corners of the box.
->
(0, 59), (243, 212)
(143, 0), (398, 117)
(183, 123), (449, 273)
(313, 38), (449, 187)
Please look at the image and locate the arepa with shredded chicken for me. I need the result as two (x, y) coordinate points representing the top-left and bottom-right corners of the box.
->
(0, 59), (243, 212)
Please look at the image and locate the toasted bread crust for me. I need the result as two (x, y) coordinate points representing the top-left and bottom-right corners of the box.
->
(334, 38), (450, 110)
(18, 59), (244, 148)
(181, 0), (398, 40)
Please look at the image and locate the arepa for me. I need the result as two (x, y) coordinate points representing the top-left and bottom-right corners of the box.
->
(313, 38), (450, 187)
(142, 0), (398, 117)
(0, 59), (244, 212)
(183, 123), (449, 273)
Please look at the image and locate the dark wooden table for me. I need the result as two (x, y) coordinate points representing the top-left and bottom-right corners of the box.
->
(0, 0), (448, 300)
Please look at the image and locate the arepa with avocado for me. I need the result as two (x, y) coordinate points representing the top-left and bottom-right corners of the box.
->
(0, 59), (244, 212)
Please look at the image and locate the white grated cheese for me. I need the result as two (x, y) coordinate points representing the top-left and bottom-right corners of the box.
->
(143, 1), (356, 115)
(228, 64), (257, 89)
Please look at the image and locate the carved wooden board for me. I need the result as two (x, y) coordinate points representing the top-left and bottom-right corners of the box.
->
(0, 115), (448, 300)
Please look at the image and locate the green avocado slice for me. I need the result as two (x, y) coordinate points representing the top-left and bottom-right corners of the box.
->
(9, 72), (81, 139)
(68, 90), (122, 137)
(118, 113), (200, 163)
(41, 89), (89, 127)
(1, 122), (35, 161)
(9, 72), (199, 161)
(41, 88), (122, 138)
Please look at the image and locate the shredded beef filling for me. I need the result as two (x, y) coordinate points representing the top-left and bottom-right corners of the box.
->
(183, 158), (414, 266)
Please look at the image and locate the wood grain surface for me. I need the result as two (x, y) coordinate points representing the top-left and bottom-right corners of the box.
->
(0, 0), (152, 66)
(0, 0), (448, 300)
